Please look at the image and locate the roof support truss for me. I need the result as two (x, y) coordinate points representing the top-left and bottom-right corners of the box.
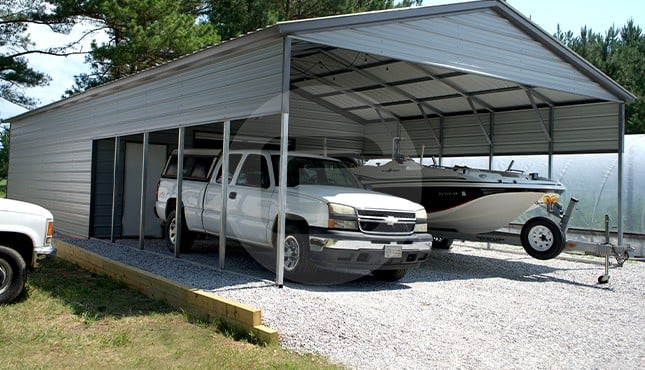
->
(320, 50), (442, 146)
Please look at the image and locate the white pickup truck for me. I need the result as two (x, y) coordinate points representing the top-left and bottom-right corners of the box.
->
(0, 198), (56, 304)
(155, 149), (433, 282)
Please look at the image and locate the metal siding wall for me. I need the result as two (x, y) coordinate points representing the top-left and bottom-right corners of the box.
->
(231, 93), (365, 154)
(8, 126), (92, 237)
(8, 41), (284, 237)
(90, 138), (120, 238)
(293, 9), (617, 101)
(400, 119), (442, 158)
(552, 102), (619, 153)
(442, 115), (491, 156)
(361, 102), (620, 159)
(493, 109), (551, 154)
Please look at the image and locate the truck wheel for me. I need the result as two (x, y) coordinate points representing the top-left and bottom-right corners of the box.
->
(372, 269), (407, 282)
(0, 246), (27, 304)
(432, 237), (453, 250)
(166, 210), (194, 253)
(282, 224), (317, 281)
(520, 217), (565, 260)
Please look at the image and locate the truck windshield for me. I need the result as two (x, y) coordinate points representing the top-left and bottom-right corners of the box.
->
(271, 155), (364, 189)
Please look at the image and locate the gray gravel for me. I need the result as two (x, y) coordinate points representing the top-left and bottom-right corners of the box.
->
(60, 236), (645, 369)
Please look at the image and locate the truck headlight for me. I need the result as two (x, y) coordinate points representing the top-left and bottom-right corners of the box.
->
(328, 203), (358, 230)
(414, 209), (428, 233)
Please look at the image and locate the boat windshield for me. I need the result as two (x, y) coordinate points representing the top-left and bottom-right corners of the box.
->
(271, 155), (364, 189)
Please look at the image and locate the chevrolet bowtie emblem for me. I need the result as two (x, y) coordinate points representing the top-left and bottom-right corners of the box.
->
(385, 216), (398, 226)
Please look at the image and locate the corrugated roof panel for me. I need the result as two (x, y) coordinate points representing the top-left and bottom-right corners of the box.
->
(447, 73), (518, 93)
(477, 90), (531, 109)
(322, 94), (370, 109)
(351, 107), (392, 121)
(398, 80), (457, 100)
(293, 80), (339, 95)
(425, 96), (471, 113)
(363, 61), (428, 83)
(359, 88), (408, 104)
(388, 102), (426, 117)
(321, 71), (375, 89)
(292, 9), (619, 101)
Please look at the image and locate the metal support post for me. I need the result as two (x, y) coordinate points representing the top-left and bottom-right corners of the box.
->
(110, 136), (121, 243)
(175, 127), (185, 258)
(276, 36), (292, 288)
(138, 132), (149, 250)
(219, 120), (230, 269)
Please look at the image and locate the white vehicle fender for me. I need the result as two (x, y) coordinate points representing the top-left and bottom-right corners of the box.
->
(0, 222), (42, 248)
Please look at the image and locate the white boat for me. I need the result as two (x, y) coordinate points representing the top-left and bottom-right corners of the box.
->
(351, 158), (566, 234)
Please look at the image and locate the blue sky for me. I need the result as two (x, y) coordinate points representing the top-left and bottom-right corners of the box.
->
(1, 0), (643, 120)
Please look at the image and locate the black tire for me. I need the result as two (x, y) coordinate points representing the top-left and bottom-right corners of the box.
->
(520, 217), (565, 260)
(166, 210), (194, 254)
(282, 224), (317, 281)
(372, 269), (407, 282)
(432, 237), (454, 250)
(0, 245), (27, 304)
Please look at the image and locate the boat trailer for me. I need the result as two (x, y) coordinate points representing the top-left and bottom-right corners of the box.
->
(429, 198), (635, 284)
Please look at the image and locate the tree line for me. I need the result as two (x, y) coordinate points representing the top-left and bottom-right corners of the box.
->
(0, 1), (643, 178)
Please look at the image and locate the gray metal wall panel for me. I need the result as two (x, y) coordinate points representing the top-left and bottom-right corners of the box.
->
(8, 129), (92, 237)
(442, 115), (492, 156)
(90, 138), (122, 238)
(9, 41), (284, 237)
(14, 41), (284, 141)
(493, 109), (551, 154)
(292, 9), (618, 101)
(552, 102), (619, 153)
(232, 93), (365, 155)
(362, 103), (621, 159)
(400, 119), (442, 158)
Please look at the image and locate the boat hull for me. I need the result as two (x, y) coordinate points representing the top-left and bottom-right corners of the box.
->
(366, 181), (561, 234)
(426, 191), (551, 234)
(353, 159), (566, 235)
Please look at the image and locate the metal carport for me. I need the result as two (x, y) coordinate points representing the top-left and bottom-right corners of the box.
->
(7, 0), (635, 286)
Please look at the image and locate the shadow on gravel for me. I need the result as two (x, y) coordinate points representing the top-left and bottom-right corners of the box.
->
(62, 236), (609, 293)
(406, 248), (611, 290)
(65, 237), (416, 292)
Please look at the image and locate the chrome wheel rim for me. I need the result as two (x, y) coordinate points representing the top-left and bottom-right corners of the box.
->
(283, 235), (300, 272)
(168, 217), (177, 245)
(0, 259), (11, 295)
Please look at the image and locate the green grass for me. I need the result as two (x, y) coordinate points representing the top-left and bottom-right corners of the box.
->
(0, 178), (5, 198)
(0, 258), (343, 369)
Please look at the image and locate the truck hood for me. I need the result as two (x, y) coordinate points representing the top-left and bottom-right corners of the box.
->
(0, 198), (53, 219)
(290, 185), (424, 212)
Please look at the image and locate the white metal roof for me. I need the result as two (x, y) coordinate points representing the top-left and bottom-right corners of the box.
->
(11, 0), (634, 155)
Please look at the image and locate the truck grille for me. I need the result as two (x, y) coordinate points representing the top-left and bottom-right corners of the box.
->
(356, 210), (416, 235)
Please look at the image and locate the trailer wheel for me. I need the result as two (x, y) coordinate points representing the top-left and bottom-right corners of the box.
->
(0, 246), (27, 304)
(520, 217), (565, 260)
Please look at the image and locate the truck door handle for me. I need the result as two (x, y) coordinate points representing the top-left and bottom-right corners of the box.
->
(228, 192), (237, 200)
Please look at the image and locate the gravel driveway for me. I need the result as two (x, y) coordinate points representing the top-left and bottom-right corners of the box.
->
(61, 237), (645, 369)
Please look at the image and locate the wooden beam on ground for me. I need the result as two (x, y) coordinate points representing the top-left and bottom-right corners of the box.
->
(54, 240), (278, 344)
